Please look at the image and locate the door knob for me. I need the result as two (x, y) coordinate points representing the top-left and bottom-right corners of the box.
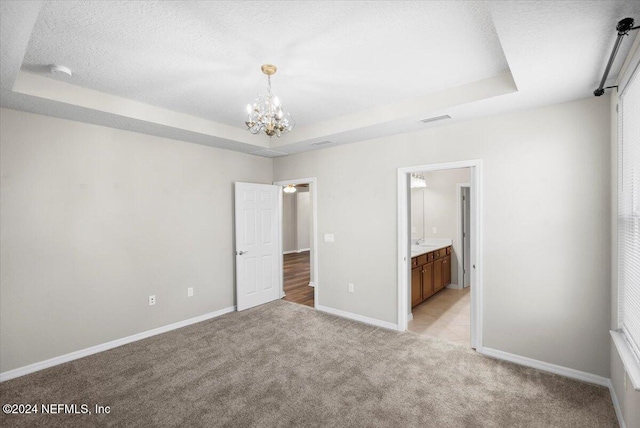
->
(237, 250), (248, 255)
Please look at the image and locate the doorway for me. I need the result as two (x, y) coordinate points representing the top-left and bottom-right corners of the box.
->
(397, 160), (483, 351)
(274, 177), (318, 309)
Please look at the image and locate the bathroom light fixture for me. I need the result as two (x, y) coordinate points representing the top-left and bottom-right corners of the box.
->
(283, 184), (297, 194)
(410, 174), (427, 188)
(245, 64), (295, 137)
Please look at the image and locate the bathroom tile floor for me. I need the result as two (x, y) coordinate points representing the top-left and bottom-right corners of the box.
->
(408, 287), (471, 346)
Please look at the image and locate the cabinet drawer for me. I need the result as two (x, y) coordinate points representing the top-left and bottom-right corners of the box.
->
(417, 254), (428, 266)
(412, 257), (418, 268)
(446, 246), (452, 255)
(433, 249), (444, 259)
(427, 252), (434, 262)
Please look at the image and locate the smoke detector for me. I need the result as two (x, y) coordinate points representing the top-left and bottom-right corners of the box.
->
(49, 64), (73, 77)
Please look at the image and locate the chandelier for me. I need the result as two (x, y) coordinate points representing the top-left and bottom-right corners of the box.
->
(245, 64), (294, 137)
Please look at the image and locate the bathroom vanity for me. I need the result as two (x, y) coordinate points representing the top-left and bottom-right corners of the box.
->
(411, 244), (452, 307)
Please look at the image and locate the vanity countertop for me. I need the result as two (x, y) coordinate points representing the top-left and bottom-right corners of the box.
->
(410, 239), (452, 258)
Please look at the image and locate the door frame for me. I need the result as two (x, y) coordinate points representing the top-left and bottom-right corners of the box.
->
(397, 160), (483, 351)
(456, 183), (471, 290)
(273, 177), (319, 308)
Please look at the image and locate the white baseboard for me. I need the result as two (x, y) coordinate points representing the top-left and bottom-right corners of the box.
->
(408, 313), (413, 321)
(446, 283), (461, 290)
(297, 248), (310, 253)
(607, 379), (626, 428)
(309, 282), (316, 288)
(481, 347), (609, 387)
(283, 250), (297, 255)
(316, 304), (398, 331)
(0, 305), (236, 382)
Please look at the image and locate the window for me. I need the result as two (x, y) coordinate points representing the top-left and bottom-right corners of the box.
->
(616, 54), (640, 389)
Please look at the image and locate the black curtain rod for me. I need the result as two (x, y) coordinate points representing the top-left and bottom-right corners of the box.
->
(594, 17), (639, 96)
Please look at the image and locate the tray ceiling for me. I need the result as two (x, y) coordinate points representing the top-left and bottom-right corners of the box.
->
(2, 1), (639, 156)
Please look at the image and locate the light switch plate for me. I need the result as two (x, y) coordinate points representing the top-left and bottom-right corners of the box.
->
(432, 227), (438, 234)
(324, 233), (334, 243)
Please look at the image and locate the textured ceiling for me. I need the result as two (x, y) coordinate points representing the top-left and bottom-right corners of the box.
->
(22, 1), (508, 128)
(1, 1), (639, 157)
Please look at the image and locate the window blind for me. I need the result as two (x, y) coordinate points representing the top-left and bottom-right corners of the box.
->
(619, 62), (640, 361)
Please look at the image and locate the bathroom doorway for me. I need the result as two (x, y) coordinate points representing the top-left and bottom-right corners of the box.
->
(406, 169), (471, 346)
(274, 177), (318, 308)
(397, 160), (483, 350)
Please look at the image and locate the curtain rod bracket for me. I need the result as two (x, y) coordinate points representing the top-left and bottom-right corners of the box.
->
(594, 17), (638, 97)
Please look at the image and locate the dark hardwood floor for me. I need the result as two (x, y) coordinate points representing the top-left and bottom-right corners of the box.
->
(283, 251), (314, 308)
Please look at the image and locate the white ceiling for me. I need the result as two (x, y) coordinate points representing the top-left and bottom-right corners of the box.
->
(1, 1), (639, 156)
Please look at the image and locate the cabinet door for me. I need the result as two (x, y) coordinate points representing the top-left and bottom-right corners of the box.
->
(443, 255), (451, 286)
(434, 258), (443, 292)
(422, 261), (434, 299)
(411, 267), (422, 307)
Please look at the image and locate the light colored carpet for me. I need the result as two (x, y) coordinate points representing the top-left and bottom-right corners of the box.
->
(0, 300), (617, 427)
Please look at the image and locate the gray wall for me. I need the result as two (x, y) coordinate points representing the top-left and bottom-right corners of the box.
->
(282, 189), (310, 253)
(274, 96), (611, 377)
(0, 108), (273, 372)
(297, 191), (311, 250)
(411, 168), (470, 286)
(282, 193), (296, 252)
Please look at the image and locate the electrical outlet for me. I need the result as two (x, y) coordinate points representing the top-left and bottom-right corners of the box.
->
(149, 295), (156, 306)
(187, 287), (194, 297)
(348, 283), (354, 293)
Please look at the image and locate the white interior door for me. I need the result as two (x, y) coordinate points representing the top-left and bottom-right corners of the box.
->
(235, 182), (281, 311)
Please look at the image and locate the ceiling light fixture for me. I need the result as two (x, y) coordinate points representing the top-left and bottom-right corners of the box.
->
(245, 64), (294, 137)
(410, 174), (427, 189)
(283, 184), (297, 194)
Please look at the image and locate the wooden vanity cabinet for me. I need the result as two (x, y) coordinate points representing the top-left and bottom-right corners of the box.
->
(443, 255), (451, 287)
(411, 266), (422, 307)
(433, 258), (443, 292)
(411, 245), (452, 307)
(422, 261), (434, 299)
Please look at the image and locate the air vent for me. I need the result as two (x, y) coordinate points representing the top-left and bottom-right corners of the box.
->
(249, 149), (289, 158)
(420, 114), (451, 124)
(311, 140), (335, 146)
